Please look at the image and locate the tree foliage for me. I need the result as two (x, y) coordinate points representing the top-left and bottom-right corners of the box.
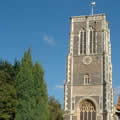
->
(0, 49), (63, 120)
(16, 49), (35, 120)
(16, 49), (49, 120)
(0, 61), (19, 120)
(33, 62), (48, 120)
(48, 96), (64, 120)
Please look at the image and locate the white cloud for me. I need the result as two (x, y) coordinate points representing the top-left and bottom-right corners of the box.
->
(56, 85), (64, 89)
(113, 86), (120, 104)
(43, 34), (56, 46)
(114, 86), (120, 97)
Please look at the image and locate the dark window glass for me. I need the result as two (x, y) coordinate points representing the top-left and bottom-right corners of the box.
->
(80, 32), (83, 54)
(79, 100), (96, 120)
(72, 103), (74, 110)
(92, 112), (96, 120)
(84, 32), (86, 54)
(88, 112), (91, 120)
(80, 112), (83, 120)
(93, 31), (96, 53)
(84, 112), (87, 120)
(84, 74), (89, 85)
(90, 31), (92, 53)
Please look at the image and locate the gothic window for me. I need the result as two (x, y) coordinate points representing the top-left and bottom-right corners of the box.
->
(90, 30), (93, 54)
(79, 100), (96, 120)
(84, 32), (86, 54)
(90, 28), (96, 54)
(79, 29), (86, 55)
(84, 74), (89, 85)
(93, 31), (96, 53)
(80, 32), (83, 54)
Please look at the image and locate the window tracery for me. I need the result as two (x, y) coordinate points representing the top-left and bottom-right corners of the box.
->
(79, 100), (96, 120)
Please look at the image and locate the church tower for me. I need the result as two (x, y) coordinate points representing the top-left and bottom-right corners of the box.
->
(64, 14), (114, 120)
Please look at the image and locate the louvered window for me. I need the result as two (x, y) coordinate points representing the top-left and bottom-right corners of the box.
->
(90, 29), (96, 54)
(79, 30), (86, 55)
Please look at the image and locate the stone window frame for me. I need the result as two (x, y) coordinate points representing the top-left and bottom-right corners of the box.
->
(79, 100), (96, 120)
(84, 74), (90, 85)
(78, 28), (86, 55)
(89, 27), (96, 54)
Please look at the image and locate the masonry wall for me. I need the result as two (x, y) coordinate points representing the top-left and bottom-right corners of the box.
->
(64, 14), (113, 120)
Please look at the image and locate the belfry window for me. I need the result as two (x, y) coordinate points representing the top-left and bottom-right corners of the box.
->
(80, 32), (83, 54)
(79, 29), (86, 55)
(84, 32), (86, 54)
(93, 31), (96, 53)
(90, 28), (96, 54)
(90, 31), (93, 54)
(84, 74), (89, 85)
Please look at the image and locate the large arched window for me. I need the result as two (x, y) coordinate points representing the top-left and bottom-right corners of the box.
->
(79, 100), (96, 120)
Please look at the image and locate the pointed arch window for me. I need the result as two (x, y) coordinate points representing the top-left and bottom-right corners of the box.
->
(79, 28), (86, 55)
(90, 27), (96, 54)
(79, 100), (96, 120)
(84, 74), (90, 85)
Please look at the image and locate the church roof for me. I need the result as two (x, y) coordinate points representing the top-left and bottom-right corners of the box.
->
(117, 96), (120, 111)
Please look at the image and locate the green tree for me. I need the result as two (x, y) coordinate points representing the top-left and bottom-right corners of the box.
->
(15, 49), (34, 120)
(16, 49), (49, 120)
(0, 61), (18, 120)
(48, 96), (63, 120)
(33, 62), (48, 120)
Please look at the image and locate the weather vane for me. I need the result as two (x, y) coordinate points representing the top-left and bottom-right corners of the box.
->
(91, 1), (96, 16)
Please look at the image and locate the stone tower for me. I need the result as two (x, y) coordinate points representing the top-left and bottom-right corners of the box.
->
(64, 14), (114, 120)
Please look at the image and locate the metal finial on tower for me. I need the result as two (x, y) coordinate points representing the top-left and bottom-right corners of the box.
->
(91, 1), (96, 15)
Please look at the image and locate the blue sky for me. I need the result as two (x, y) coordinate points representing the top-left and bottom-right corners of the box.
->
(0, 0), (120, 105)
